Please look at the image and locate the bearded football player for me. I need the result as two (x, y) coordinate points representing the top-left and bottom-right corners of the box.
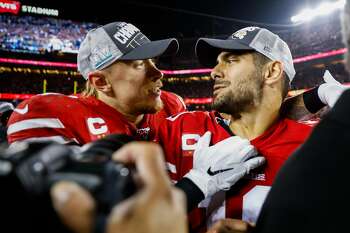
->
(154, 27), (314, 232)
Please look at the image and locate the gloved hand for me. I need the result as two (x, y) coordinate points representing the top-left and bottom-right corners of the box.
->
(318, 70), (349, 108)
(184, 131), (265, 198)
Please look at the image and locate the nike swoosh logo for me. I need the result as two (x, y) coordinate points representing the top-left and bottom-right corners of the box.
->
(14, 104), (28, 115)
(207, 167), (234, 176)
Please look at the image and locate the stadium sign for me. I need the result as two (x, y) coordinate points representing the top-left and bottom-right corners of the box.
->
(0, 0), (20, 14)
(0, 1), (59, 16)
(21, 5), (59, 16)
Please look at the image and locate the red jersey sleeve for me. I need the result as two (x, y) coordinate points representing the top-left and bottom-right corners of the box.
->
(7, 94), (82, 145)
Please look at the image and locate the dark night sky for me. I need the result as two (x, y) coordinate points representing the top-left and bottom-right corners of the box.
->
(19, 0), (338, 38)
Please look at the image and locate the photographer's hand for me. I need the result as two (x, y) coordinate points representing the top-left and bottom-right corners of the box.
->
(51, 142), (188, 233)
(206, 218), (254, 233)
(51, 181), (96, 233)
(108, 142), (188, 233)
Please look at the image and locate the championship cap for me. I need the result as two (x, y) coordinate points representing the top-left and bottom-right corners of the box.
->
(78, 22), (179, 79)
(196, 27), (295, 82)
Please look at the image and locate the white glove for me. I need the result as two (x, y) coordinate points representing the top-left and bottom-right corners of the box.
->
(318, 70), (349, 108)
(184, 131), (265, 198)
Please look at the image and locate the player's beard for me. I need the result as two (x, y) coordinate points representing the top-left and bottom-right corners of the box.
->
(148, 98), (164, 113)
(136, 98), (164, 114)
(212, 69), (264, 119)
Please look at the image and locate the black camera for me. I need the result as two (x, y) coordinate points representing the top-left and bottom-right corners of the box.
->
(0, 134), (137, 233)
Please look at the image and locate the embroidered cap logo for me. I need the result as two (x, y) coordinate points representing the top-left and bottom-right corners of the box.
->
(231, 27), (259, 39)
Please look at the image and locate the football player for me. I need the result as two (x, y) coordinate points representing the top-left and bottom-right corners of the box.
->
(154, 26), (348, 232)
(7, 22), (185, 145)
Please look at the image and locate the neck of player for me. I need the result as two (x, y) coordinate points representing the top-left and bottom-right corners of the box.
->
(99, 94), (145, 126)
(229, 87), (282, 141)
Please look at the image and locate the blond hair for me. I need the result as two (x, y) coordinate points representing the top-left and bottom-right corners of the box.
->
(80, 80), (98, 98)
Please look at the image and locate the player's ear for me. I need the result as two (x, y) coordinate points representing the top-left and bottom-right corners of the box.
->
(263, 61), (284, 85)
(88, 71), (112, 93)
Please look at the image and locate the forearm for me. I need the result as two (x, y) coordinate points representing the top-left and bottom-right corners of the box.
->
(282, 87), (326, 120)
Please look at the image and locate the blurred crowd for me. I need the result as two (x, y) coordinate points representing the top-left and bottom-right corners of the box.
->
(0, 14), (344, 60)
(1, 60), (348, 106)
(279, 16), (343, 58)
(0, 11), (348, 110)
(292, 61), (349, 89)
(162, 78), (214, 98)
(0, 15), (98, 54)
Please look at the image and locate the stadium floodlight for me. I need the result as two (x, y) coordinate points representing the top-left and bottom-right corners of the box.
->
(291, 0), (346, 23)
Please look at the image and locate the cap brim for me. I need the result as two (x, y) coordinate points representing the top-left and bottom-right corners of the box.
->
(195, 38), (253, 67)
(120, 38), (179, 60)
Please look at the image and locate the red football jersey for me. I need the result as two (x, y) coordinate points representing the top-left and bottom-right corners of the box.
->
(7, 91), (185, 145)
(154, 111), (312, 232)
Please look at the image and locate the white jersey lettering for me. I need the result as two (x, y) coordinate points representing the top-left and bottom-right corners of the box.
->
(181, 134), (200, 151)
(87, 117), (108, 135)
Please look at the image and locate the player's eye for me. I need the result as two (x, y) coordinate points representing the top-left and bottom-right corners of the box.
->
(133, 60), (146, 68)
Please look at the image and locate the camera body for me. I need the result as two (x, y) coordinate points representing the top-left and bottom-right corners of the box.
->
(0, 134), (137, 214)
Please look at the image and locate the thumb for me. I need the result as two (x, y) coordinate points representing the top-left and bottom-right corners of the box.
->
(323, 70), (340, 85)
(196, 131), (211, 150)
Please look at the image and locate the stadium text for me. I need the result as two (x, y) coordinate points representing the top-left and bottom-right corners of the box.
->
(21, 5), (59, 16)
(0, 0), (20, 14)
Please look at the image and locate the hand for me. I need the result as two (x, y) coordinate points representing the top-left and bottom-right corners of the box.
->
(51, 142), (188, 233)
(51, 181), (95, 233)
(184, 131), (265, 197)
(206, 218), (254, 233)
(318, 70), (349, 108)
(108, 142), (187, 233)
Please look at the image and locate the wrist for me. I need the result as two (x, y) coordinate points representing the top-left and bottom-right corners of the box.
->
(184, 169), (211, 197)
(303, 86), (326, 113)
(175, 178), (205, 212)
